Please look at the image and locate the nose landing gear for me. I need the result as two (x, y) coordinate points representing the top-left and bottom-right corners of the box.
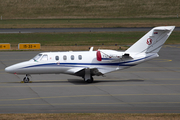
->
(23, 74), (30, 83)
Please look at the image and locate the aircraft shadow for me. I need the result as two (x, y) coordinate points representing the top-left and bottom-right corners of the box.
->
(2, 81), (69, 84)
(67, 79), (144, 85)
(5, 79), (144, 84)
(30, 80), (69, 84)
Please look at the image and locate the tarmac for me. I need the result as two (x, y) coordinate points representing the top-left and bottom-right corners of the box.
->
(0, 45), (180, 113)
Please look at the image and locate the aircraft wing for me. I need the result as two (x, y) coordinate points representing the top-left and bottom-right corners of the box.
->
(65, 67), (85, 75)
(65, 67), (105, 77)
(97, 67), (117, 74)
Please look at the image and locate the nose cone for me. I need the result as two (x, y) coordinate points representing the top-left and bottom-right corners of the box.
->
(5, 66), (16, 74)
(5, 61), (31, 74)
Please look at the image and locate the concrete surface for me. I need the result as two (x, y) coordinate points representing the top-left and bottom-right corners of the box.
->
(0, 45), (180, 113)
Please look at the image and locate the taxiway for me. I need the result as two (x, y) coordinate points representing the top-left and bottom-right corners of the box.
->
(0, 45), (180, 113)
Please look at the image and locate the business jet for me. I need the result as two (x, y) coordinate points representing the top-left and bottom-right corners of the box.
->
(5, 26), (175, 83)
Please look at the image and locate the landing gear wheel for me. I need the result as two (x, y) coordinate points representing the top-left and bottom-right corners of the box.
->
(87, 79), (93, 83)
(86, 77), (94, 83)
(23, 76), (30, 83)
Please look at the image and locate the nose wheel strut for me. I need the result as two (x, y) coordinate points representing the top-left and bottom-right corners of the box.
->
(23, 74), (30, 83)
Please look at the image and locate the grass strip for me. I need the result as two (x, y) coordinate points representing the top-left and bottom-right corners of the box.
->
(0, 0), (180, 19)
(0, 18), (180, 28)
(0, 31), (179, 47)
(0, 113), (180, 120)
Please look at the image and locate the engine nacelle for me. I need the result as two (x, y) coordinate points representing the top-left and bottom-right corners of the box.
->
(96, 50), (122, 61)
(96, 51), (102, 61)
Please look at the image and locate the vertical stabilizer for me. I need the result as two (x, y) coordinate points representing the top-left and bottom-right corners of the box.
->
(125, 26), (175, 54)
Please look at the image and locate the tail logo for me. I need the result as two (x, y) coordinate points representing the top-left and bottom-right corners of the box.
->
(147, 38), (152, 45)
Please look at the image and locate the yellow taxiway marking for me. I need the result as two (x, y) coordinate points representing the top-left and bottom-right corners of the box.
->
(30, 78), (180, 82)
(0, 83), (180, 88)
(0, 102), (180, 107)
(117, 71), (180, 73)
(0, 78), (180, 85)
(164, 45), (180, 49)
(150, 59), (172, 62)
(0, 93), (180, 102)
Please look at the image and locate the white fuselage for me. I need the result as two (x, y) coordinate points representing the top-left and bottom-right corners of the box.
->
(5, 50), (158, 76)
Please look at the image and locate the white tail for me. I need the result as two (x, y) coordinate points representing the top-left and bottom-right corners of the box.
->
(125, 26), (175, 54)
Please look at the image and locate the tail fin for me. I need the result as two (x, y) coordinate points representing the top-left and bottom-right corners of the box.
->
(125, 26), (175, 54)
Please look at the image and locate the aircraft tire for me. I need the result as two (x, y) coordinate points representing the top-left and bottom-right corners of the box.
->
(83, 76), (94, 83)
(23, 77), (29, 83)
(87, 79), (93, 83)
(87, 77), (94, 83)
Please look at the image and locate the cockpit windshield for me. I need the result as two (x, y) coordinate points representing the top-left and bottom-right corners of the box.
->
(33, 54), (42, 61)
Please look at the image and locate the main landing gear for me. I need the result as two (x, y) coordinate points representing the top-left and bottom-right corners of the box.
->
(87, 76), (94, 83)
(83, 76), (94, 83)
(23, 74), (30, 83)
(83, 68), (94, 83)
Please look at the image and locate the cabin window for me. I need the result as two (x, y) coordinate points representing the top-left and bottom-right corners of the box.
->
(63, 55), (67, 60)
(78, 55), (82, 60)
(41, 54), (48, 61)
(55, 56), (59, 61)
(33, 54), (42, 61)
(71, 55), (74, 60)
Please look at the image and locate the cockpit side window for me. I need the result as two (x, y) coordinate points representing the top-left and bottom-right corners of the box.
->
(41, 54), (48, 61)
(33, 54), (42, 61)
